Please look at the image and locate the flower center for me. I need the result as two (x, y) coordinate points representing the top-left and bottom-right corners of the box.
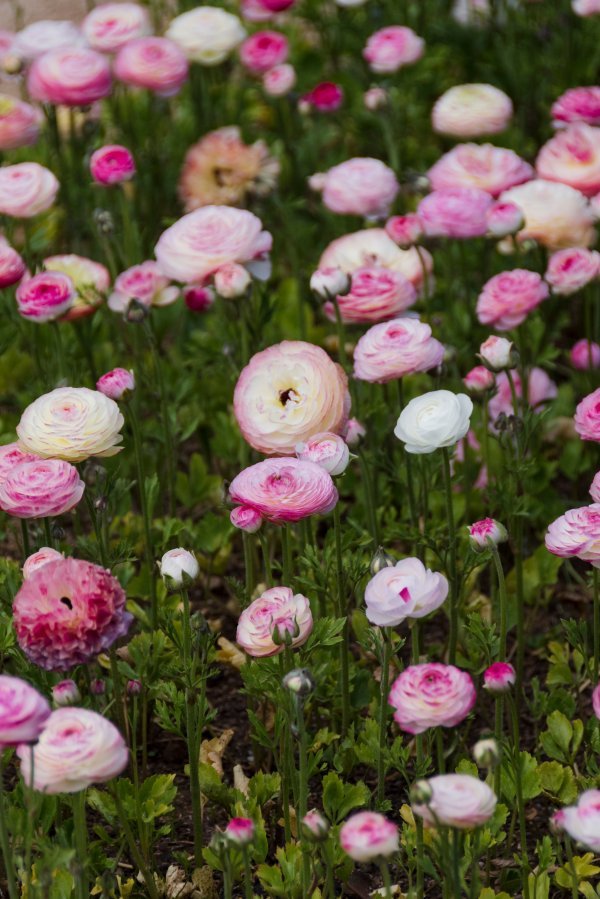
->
(59, 596), (73, 610)
(279, 387), (300, 407)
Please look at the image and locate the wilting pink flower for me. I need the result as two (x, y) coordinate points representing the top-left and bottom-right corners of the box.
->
(571, 340), (600, 370)
(108, 261), (179, 313)
(483, 662), (515, 692)
(0, 443), (39, 486)
(303, 82), (343, 112)
(90, 145), (136, 186)
(592, 682), (600, 718)
(385, 214), (424, 247)
(0, 95), (41, 151)
(552, 87), (600, 128)
(213, 263), (251, 298)
(23, 547), (63, 579)
(468, 518), (507, 549)
(96, 368), (135, 401)
(365, 557), (448, 626)
(536, 124), (600, 197)
(114, 37), (188, 97)
(296, 432), (350, 476)
(225, 817), (255, 846)
(545, 247), (600, 296)
(354, 318), (444, 383)
(230, 458), (338, 523)
(463, 366), (494, 393)
(389, 663), (476, 734)
(184, 284), (215, 312)
(82, 2), (152, 53)
(479, 335), (517, 372)
(477, 269), (549, 331)
(0, 675), (50, 746)
(418, 187), (492, 239)
(575, 388), (600, 441)
(263, 63), (296, 96)
(363, 25), (424, 74)
(428, 144), (533, 197)
(554, 790), (600, 851)
(16, 272), (75, 324)
(573, 0), (600, 15)
(500, 179), (596, 250)
(591, 472), (600, 502)
(315, 157), (399, 219)
(432, 83), (513, 138)
(236, 585), (313, 656)
(18, 707), (128, 793)
(546, 504), (600, 566)
(364, 86), (388, 110)
(324, 267), (416, 324)
(412, 774), (497, 829)
(13, 557), (132, 670)
(344, 418), (366, 446)
(239, 30), (287, 73)
(0, 238), (25, 289)
(485, 201), (524, 237)
(234, 340), (349, 455)
(52, 679), (80, 706)
(0, 459), (84, 519)
(230, 505), (263, 533)
(340, 811), (399, 862)
(0, 162), (59, 218)
(488, 368), (557, 423)
(28, 48), (112, 107)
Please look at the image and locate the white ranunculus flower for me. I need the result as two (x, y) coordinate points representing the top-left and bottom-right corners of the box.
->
(412, 774), (497, 829)
(364, 557), (448, 626)
(166, 7), (246, 65)
(159, 548), (199, 588)
(394, 390), (473, 454)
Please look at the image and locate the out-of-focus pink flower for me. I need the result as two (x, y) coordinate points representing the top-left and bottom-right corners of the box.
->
(43, 254), (109, 321)
(545, 247), (600, 295)
(479, 335), (517, 371)
(488, 368), (557, 423)
(184, 284), (215, 312)
(385, 214), (424, 247)
(0, 444), (39, 486)
(230, 505), (263, 533)
(485, 201), (524, 237)
(476, 269), (549, 331)
(591, 472), (600, 502)
(483, 661), (516, 692)
(302, 82), (343, 112)
(536, 124), (600, 196)
(553, 790), (600, 852)
(344, 418), (366, 446)
(418, 187), (493, 239)
(412, 774), (496, 829)
(573, 0), (600, 15)
(28, 48), (112, 107)
(0, 95), (41, 151)
(96, 368), (135, 401)
(114, 37), (188, 97)
(500, 179), (596, 250)
(428, 144), (533, 197)
(90, 145), (136, 186)
(0, 163), (59, 218)
(263, 63), (296, 96)
(365, 557), (448, 626)
(52, 679), (80, 706)
(340, 812), (399, 862)
(363, 25), (424, 74)
(324, 267), (416, 324)
(310, 267), (351, 299)
(592, 682), (600, 718)
(82, 2), (152, 53)
(258, 0), (296, 10)
(13, 557), (132, 670)
(463, 366), (494, 393)
(0, 459), (84, 519)
(296, 432), (350, 476)
(236, 585), (313, 656)
(23, 547), (64, 579)
(229, 458), (338, 523)
(552, 87), (600, 128)
(388, 662), (476, 734)
(572, 340), (600, 370)
(0, 238), (25, 289)
(314, 157), (399, 219)
(468, 518), (507, 549)
(0, 675), (50, 746)
(302, 809), (329, 840)
(16, 272), (75, 323)
(225, 817), (255, 846)
(13, 20), (84, 62)
(239, 30), (287, 73)
(364, 86), (388, 110)
(432, 83), (513, 138)
(354, 318), (444, 383)
(108, 261), (180, 313)
(214, 262), (251, 298)
(575, 388), (600, 442)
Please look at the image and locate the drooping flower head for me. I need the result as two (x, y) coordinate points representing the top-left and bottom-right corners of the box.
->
(388, 662), (476, 733)
(411, 774), (497, 829)
(236, 585), (313, 656)
(96, 368), (135, 401)
(0, 675), (50, 746)
(0, 459), (85, 519)
(229, 458), (338, 523)
(365, 557), (448, 626)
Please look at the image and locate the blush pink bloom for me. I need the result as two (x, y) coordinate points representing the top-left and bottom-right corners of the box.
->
(13, 20), (83, 61)
(546, 504), (600, 567)
(0, 95), (41, 151)
(388, 662), (476, 734)
(476, 269), (549, 331)
(213, 262), (251, 298)
(545, 247), (600, 296)
(16, 272), (75, 324)
(239, 30), (288, 73)
(590, 472), (600, 502)
(432, 83), (513, 138)
(488, 368), (557, 423)
(0, 163), (59, 219)
(295, 432), (350, 476)
(23, 547), (64, 579)
(108, 261), (180, 313)
(114, 37), (188, 97)
(310, 267), (351, 299)
(385, 214), (424, 247)
(52, 679), (80, 706)
(13, 557), (132, 670)
(353, 318), (444, 383)
(324, 267), (416, 324)
(552, 87), (600, 128)
(463, 366), (494, 393)
(0, 443), (39, 485)
(363, 25), (424, 74)
(234, 340), (349, 455)
(428, 144), (533, 197)
(303, 82), (343, 112)
(0, 675), (50, 746)
(500, 179), (596, 250)
(0, 459), (84, 519)
(418, 187), (493, 239)
(317, 157), (399, 219)
(575, 388), (600, 441)
(479, 335), (516, 371)
(364, 86), (388, 111)
(365, 557), (448, 626)
(229, 458), (338, 523)
(573, 0), (600, 14)
(225, 817), (255, 846)
(230, 504), (263, 533)
(263, 63), (296, 96)
(483, 661), (516, 692)
(554, 790), (600, 852)
(412, 774), (497, 829)
(340, 812), (399, 862)
(96, 368), (135, 400)
(344, 417), (366, 446)
(468, 518), (507, 549)
(536, 124), (600, 197)
(82, 2), (152, 53)
(90, 145), (136, 186)
(485, 201), (524, 237)
(0, 238), (25, 288)
(184, 284), (215, 312)
(236, 585), (313, 656)
(17, 707), (128, 793)
(27, 48), (112, 107)
(574, 340), (600, 369)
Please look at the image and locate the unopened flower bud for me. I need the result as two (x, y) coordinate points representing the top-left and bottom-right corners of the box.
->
(224, 817), (255, 846)
(344, 417), (366, 446)
(302, 809), (329, 841)
(468, 518), (508, 551)
(410, 779), (433, 805)
(364, 86), (388, 111)
(310, 267), (350, 299)
(483, 662), (516, 693)
(90, 678), (106, 695)
(282, 667), (315, 696)
(93, 208), (114, 236)
(370, 546), (395, 576)
(463, 366), (494, 394)
(479, 335), (519, 372)
(159, 548), (199, 590)
(52, 679), (80, 706)
(124, 298), (149, 323)
(127, 679), (142, 695)
(473, 737), (500, 768)
(213, 263), (251, 299)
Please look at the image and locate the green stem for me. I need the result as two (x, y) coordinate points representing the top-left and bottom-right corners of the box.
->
(43, 517), (54, 550)
(379, 860), (393, 899)
(20, 520), (30, 561)
(397, 380), (419, 548)
(323, 842), (336, 899)
(242, 847), (253, 899)
(436, 728), (445, 774)
(333, 503), (350, 737)
(490, 544), (508, 660)
(282, 524), (293, 585)
(143, 320), (176, 516)
(452, 829), (461, 898)
(0, 759), (19, 899)
(126, 398), (157, 629)
(494, 697), (503, 799)
(259, 530), (273, 587)
(377, 629), (391, 805)
(278, 654), (292, 842)
(358, 451), (379, 545)
(109, 648), (129, 747)
(295, 695), (311, 893)
(112, 788), (160, 899)
(564, 836), (579, 899)
(412, 625), (425, 899)
(243, 531), (255, 602)
(441, 448), (459, 664)
(470, 828), (480, 899)
(182, 588), (203, 865)
(508, 694), (530, 899)
(72, 790), (88, 899)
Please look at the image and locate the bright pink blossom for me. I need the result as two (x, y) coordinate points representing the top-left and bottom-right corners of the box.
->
(324, 267), (416, 324)
(184, 284), (215, 312)
(418, 187), (493, 239)
(28, 48), (112, 107)
(476, 269), (549, 331)
(303, 82), (343, 112)
(571, 340), (600, 370)
(239, 30), (287, 73)
(483, 662), (515, 692)
(96, 368), (135, 401)
(468, 518), (507, 549)
(463, 366), (494, 393)
(388, 662), (476, 734)
(90, 145), (136, 186)
(428, 144), (533, 197)
(114, 37), (188, 97)
(16, 272), (75, 323)
(0, 675), (50, 746)
(363, 25), (424, 74)
(545, 247), (600, 295)
(575, 388), (600, 441)
(353, 318), (444, 383)
(225, 817), (255, 845)
(236, 585), (313, 656)
(340, 812), (399, 862)
(552, 87), (600, 128)
(0, 459), (84, 519)
(229, 458), (338, 523)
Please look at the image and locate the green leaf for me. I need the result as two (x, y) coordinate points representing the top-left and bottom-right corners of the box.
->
(321, 771), (369, 824)
(538, 761), (578, 804)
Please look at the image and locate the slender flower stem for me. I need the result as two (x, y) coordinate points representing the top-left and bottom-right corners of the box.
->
(126, 398), (157, 630)
(0, 759), (18, 899)
(182, 589), (203, 865)
(436, 728), (446, 773)
(564, 836), (579, 899)
(441, 447), (459, 664)
(397, 380), (419, 546)
(282, 524), (293, 585)
(259, 531), (273, 587)
(295, 694), (311, 893)
(494, 697), (504, 799)
(333, 503), (350, 736)
(358, 451), (379, 545)
(514, 515), (525, 694)
(72, 790), (88, 899)
(379, 860), (393, 899)
(452, 829), (461, 898)
(376, 628), (391, 805)
(143, 320), (176, 516)
(490, 544), (508, 660)
(43, 517), (54, 549)
(20, 520), (30, 561)
(323, 841), (336, 899)
(470, 828), (481, 899)
(412, 624), (425, 899)
(593, 567), (599, 682)
(278, 654), (292, 842)
(508, 693), (530, 899)
(242, 532), (255, 602)
(242, 847), (253, 899)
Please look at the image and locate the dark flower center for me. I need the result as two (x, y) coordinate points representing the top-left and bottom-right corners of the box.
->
(59, 596), (73, 610)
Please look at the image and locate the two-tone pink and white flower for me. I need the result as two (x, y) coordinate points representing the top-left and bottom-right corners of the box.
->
(476, 269), (549, 331)
(96, 368), (135, 401)
(483, 662), (516, 692)
(463, 366), (494, 393)
(27, 48), (112, 107)
(553, 791), (600, 851)
(314, 157), (399, 219)
(412, 774), (496, 829)
(428, 144), (532, 197)
(0, 238), (25, 289)
(229, 458), (338, 523)
(295, 432), (350, 476)
(0, 95), (41, 151)
(0, 163), (59, 218)
(385, 214), (424, 247)
(468, 518), (507, 550)
(236, 586), (313, 657)
(340, 812), (399, 861)
(16, 272), (74, 323)
(23, 547), (64, 579)
(0, 675), (50, 746)
(114, 37), (188, 96)
(108, 262), (179, 313)
(546, 504), (600, 566)
(354, 318), (444, 383)
(536, 124), (600, 197)
(388, 662), (476, 733)
(485, 201), (524, 237)
(0, 459), (84, 519)
(575, 388), (600, 442)
(365, 557), (448, 626)
(82, 2), (152, 53)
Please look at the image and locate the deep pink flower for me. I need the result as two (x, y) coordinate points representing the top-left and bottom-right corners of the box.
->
(388, 662), (476, 734)
(229, 458), (338, 523)
(0, 459), (84, 519)
(0, 239), (25, 289)
(483, 662), (515, 692)
(239, 30), (288, 73)
(90, 145), (136, 186)
(340, 811), (399, 862)
(545, 247), (600, 296)
(575, 388), (600, 441)
(114, 37), (188, 97)
(258, 0), (295, 10)
(303, 82), (343, 112)
(418, 187), (493, 239)
(476, 269), (549, 331)
(16, 272), (75, 323)
(184, 284), (215, 312)
(0, 675), (50, 746)
(570, 340), (600, 370)
(353, 318), (444, 383)
(27, 48), (112, 107)
(552, 87), (600, 127)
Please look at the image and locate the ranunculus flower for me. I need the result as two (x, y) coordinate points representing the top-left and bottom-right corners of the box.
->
(354, 318), (444, 383)
(234, 340), (349, 455)
(485, 201), (524, 237)
(159, 548), (199, 588)
(52, 679), (80, 706)
(108, 261), (179, 313)
(17, 707), (128, 793)
(0, 459), (84, 519)
(225, 818), (255, 846)
(428, 144), (533, 197)
(575, 388), (600, 442)
(155, 205), (272, 284)
(479, 335), (517, 372)
(476, 269), (549, 331)
(483, 661), (516, 692)
(0, 162), (59, 218)
(315, 157), (399, 219)
(43, 254), (109, 321)
(573, 0), (600, 15)
(114, 37), (188, 97)
(27, 48), (112, 107)
(324, 267), (417, 324)
(365, 557), (448, 626)
(364, 86), (388, 110)
(388, 662), (476, 733)
(263, 63), (296, 96)
(17, 387), (124, 462)
(463, 366), (494, 393)
(90, 145), (136, 186)
(536, 124), (600, 197)
(0, 95), (41, 150)
(0, 443), (39, 486)
(236, 585), (313, 656)
(295, 432), (350, 476)
(468, 518), (508, 550)
(184, 284), (215, 312)
(239, 30), (287, 73)
(545, 247), (600, 295)
(363, 25), (424, 74)
(96, 368), (135, 400)
(500, 179), (596, 250)
(166, 6), (246, 65)
(13, 558), (132, 670)
(593, 682), (600, 718)
(0, 238), (25, 288)
(310, 267), (351, 299)
(229, 458), (338, 523)
(412, 774), (497, 829)
(394, 390), (473, 454)
(302, 809), (329, 840)
(432, 83), (513, 138)
(230, 505), (263, 533)
(0, 675), (50, 745)
(546, 504), (600, 566)
(488, 368), (557, 424)
(344, 418), (366, 445)
(554, 791), (600, 852)
(16, 272), (75, 323)
(591, 473), (600, 503)
(385, 214), (424, 247)
(13, 20), (84, 61)
(214, 262), (251, 298)
(303, 82), (344, 112)
(340, 812), (399, 862)
(571, 340), (600, 370)
(23, 547), (64, 579)
(552, 87), (600, 128)
(82, 2), (151, 52)
(418, 187), (492, 239)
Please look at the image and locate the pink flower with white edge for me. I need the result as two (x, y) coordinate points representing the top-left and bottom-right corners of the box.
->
(590, 473), (600, 503)
(545, 504), (600, 566)
(82, 3), (152, 53)
(324, 267), (416, 325)
(213, 263), (251, 298)
(485, 201), (524, 237)
(0, 675), (50, 746)
(545, 247), (600, 296)
(310, 267), (351, 299)
(184, 284), (215, 313)
(43, 255), (109, 322)
(16, 272), (75, 323)
(412, 774), (497, 829)
(90, 145), (136, 186)
(365, 557), (448, 627)
(239, 30), (288, 74)
(230, 458), (338, 523)
(575, 388), (600, 442)
(488, 368), (557, 424)
(0, 163), (59, 219)
(316, 157), (399, 219)
(340, 812), (399, 862)
(552, 87), (600, 128)
(0, 444), (39, 486)
(52, 679), (80, 707)
(483, 662), (516, 692)
(114, 37), (188, 97)
(0, 95), (41, 151)
(389, 663), (476, 734)
(303, 82), (344, 113)
(296, 432), (350, 476)
(230, 505), (263, 533)
(476, 269), (549, 331)
(432, 83), (513, 138)
(418, 187), (493, 239)
(428, 144), (533, 198)
(500, 179), (596, 250)
(0, 459), (85, 519)
(571, 340), (600, 370)
(468, 518), (508, 550)
(225, 817), (255, 846)
(17, 707), (128, 793)
(463, 366), (494, 393)
(236, 585), (313, 657)
(344, 418), (366, 446)
(263, 63), (296, 96)
(159, 549), (199, 588)
(480, 334), (518, 373)
(0, 238), (25, 289)
(108, 261), (180, 313)
(27, 48), (112, 107)
(554, 791), (600, 851)
(363, 25), (424, 74)
(23, 547), (63, 580)
(364, 87), (388, 111)
(354, 318), (444, 383)
(385, 214), (424, 248)
(96, 369), (135, 401)
(302, 809), (329, 840)
(536, 124), (600, 197)
(573, 0), (600, 14)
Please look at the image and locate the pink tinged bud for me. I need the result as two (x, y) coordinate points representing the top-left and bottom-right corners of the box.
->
(302, 809), (329, 841)
(224, 817), (255, 846)
(239, 30), (288, 75)
(468, 518), (508, 550)
(184, 284), (215, 313)
(479, 335), (517, 372)
(22, 547), (63, 579)
(237, 586), (313, 657)
(213, 262), (251, 298)
(571, 339), (600, 370)
(385, 214), (424, 247)
(0, 239), (25, 288)
(463, 365), (494, 393)
(90, 145), (136, 186)
(592, 682), (600, 720)
(339, 811), (399, 862)
(263, 63), (296, 97)
(295, 432), (350, 476)
(230, 504), (263, 533)
(126, 678), (142, 695)
(310, 266), (351, 298)
(90, 678), (106, 695)
(483, 662), (516, 693)
(16, 271), (75, 323)
(485, 201), (524, 237)
(364, 86), (388, 111)
(303, 81), (344, 112)
(344, 417), (366, 446)
(52, 679), (80, 706)
(96, 368), (135, 401)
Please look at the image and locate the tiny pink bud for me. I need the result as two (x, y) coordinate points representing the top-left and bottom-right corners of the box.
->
(224, 817), (255, 846)
(127, 678), (142, 695)
(90, 678), (106, 696)
(364, 86), (388, 111)
(184, 284), (215, 313)
(483, 662), (515, 693)
(385, 214), (424, 248)
(230, 505), (263, 533)
(302, 809), (329, 841)
(344, 417), (366, 446)
(96, 368), (135, 401)
(485, 201), (524, 237)
(463, 365), (495, 394)
(468, 518), (508, 550)
(52, 679), (80, 706)
(310, 267), (350, 298)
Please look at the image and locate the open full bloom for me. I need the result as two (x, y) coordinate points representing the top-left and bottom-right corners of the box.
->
(239, 30), (288, 73)
(229, 458), (338, 523)
(340, 812), (399, 862)
(0, 163), (59, 218)
(412, 774), (497, 829)
(571, 340), (600, 370)
(354, 318), (444, 383)
(324, 266), (417, 324)
(23, 547), (64, 579)
(315, 157), (399, 219)
(13, 20), (84, 61)
(432, 83), (512, 138)
(545, 247), (600, 295)
(418, 187), (492, 238)
(108, 261), (179, 313)
(236, 586), (313, 656)
(536, 124), (600, 196)
(0, 675), (50, 746)
(295, 432), (350, 476)
(428, 144), (533, 197)
(575, 388), (600, 442)
(0, 459), (84, 519)
(90, 145), (136, 186)
(0, 95), (41, 151)
(394, 390), (473, 454)
(365, 557), (448, 626)
(363, 25), (424, 74)
(27, 48), (112, 107)
(545, 504), (600, 566)
(82, 2), (152, 52)
(552, 87), (600, 128)
(488, 368), (557, 423)
(553, 791), (600, 851)
(476, 269), (549, 331)
(500, 179), (596, 250)
(388, 662), (476, 733)
(166, 6), (246, 64)
(114, 37), (188, 96)
(16, 272), (75, 323)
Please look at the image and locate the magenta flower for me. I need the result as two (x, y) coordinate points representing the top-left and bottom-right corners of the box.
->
(229, 458), (338, 523)
(16, 271), (75, 323)
(90, 145), (136, 186)
(224, 817), (255, 846)
(0, 675), (50, 746)
(303, 81), (344, 112)
(575, 388), (600, 442)
(571, 339), (600, 370)
(388, 662), (476, 734)
(483, 662), (516, 692)
(340, 811), (399, 862)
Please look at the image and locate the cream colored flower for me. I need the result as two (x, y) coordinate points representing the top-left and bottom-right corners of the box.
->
(166, 7), (246, 65)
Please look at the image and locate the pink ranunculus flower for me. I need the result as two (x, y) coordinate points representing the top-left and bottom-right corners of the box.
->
(418, 187), (493, 239)
(463, 366), (494, 393)
(389, 662), (476, 734)
(13, 20), (84, 62)
(90, 145), (136, 186)
(363, 25), (424, 74)
(258, 0), (295, 10)
(591, 472), (600, 503)
(545, 247), (600, 296)
(552, 87), (600, 128)
(488, 368), (557, 424)
(0, 443), (39, 486)
(229, 458), (338, 523)
(316, 157), (399, 219)
(0, 675), (50, 746)
(225, 817), (255, 846)
(43, 254), (109, 321)
(295, 432), (350, 476)
(96, 368), (135, 401)
(536, 124), (600, 197)
(155, 206), (272, 284)
(239, 30), (288, 74)
(82, 2), (152, 53)
(263, 63), (296, 96)
(303, 82), (343, 112)
(571, 340), (600, 370)
(365, 557), (448, 627)
(52, 679), (80, 706)
(476, 269), (549, 331)
(17, 707), (128, 793)
(16, 272), (75, 324)
(545, 504), (600, 566)
(213, 262), (251, 298)
(0, 163), (59, 219)
(353, 318), (444, 383)
(236, 585), (313, 656)
(242, 1), (273, 27)
(0, 459), (85, 519)
(554, 791), (600, 851)
(0, 238), (25, 288)
(114, 37), (188, 97)
(593, 682), (600, 718)
(184, 284), (215, 312)
(412, 774), (497, 829)
(344, 418), (366, 446)
(432, 83), (512, 138)
(234, 340), (349, 455)
(479, 335), (517, 372)
(385, 214), (424, 248)
(302, 809), (329, 840)
(108, 261), (180, 313)
(23, 547), (64, 580)
(0, 95), (41, 151)
(340, 811), (399, 862)
(468, 518), (507, 550)
(13, 557), (133, 670)
(573, 0), (600, 15)
(428, 144), (533, 197)
(27, 48), (112, 107)
(310, 267), (351, 299)
(364, 86), (388, 111)
(575, 388), (600, 441)
(483, 661), (516, 692)
(230, 505), (263, 533)
(485, 201), (524, 237)
(500, 179), (596, 250)
(324, 267), (416, 324)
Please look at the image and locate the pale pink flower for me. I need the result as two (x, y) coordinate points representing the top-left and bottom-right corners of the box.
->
(412, 774), (496, 829)
(552, 87), (600, 128)
(344, 418), (366, 446)
(365, 557), (448, 626)
(52, 679), (79, 706)
(96, 368), (135, 401)
(593, 682), (600, 718)
(432, 83), (512, 138)
(213, 262), (251, 298)
(295, 432), (350, 476)
(385, 214), (424, 247)
(108, 261), (180, 313)
(302, 810), (329, 840)
(239, 30), (287, 73)
(500, 179), (596, 250)
(554, 791), (600, 851)
(485, 201), (524, 237)
(0, 443), (39, 486)
(27, 48), (112, 107)
(0, 239), (25, 289)
(302, 82), (343, 112)
(364, 86), (388, 110)
(488, 368), (557, 423)
(229, 458), (337, 522)
(573, 0), (600, 14)
(263, 63), (296, 96)
(591, 472), (600, 503)
(114, 37), (188, 97)
(310, 267), (351, 298)
(242, 0), (275, 19)
(236, 585), (313, 656)
(316, 157), (399, 219)
(324, 267), (416, 324)
(468, 518), (507, 549)
(575, 388), (600, 441)
(90, 145), (136, 186)
(225, 817), (255, 845)
(428, 144), (533, 197)
(546, 504), (600, 567)
(479, 335), (516, 371)
(23, 547), (63, 579)
(354, 318), (444, 383)
(13, 20), (84, 62)
(16, 272), (74, 323)
(418, 187), (493, 239)
(0, 163), (59, 218)
(0, 95), (41, 151)
(571, 340), (600, 370)
(483, 661), (515, 692)
(184, 284), (215, 312)
(545, 247), (600, 295)
(536, 124), (600, 196)
(230, 505), (263, 533)
(463, 366), (494, 393)
(340, 812), (399, 862)
(82, 3), (152, 53)
(363, 25), (424, 74)
(0, 459), (84, 519)
(389, 662), (476, 733)
(0, 675), (50, 746)
(476, 269), (549, 331)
